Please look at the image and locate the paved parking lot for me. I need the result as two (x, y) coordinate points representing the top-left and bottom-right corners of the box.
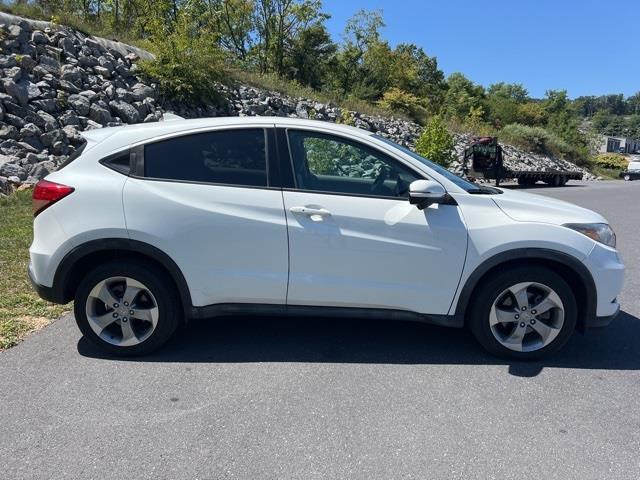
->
(1, 180), (639, 480)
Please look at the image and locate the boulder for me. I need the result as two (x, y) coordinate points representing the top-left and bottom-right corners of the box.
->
(89, 103), (113, 124)
(67, 94), (91, 115)
(109, 100), (139, 123)
(2, 79), (29, 106)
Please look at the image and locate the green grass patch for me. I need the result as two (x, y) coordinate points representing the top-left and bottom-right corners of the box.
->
(0, 190), (69, 350)
(231, 70), (410, 121)
(590, 166), (621, 180)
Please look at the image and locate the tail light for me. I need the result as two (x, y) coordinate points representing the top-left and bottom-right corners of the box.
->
(32, 180), (75, 217)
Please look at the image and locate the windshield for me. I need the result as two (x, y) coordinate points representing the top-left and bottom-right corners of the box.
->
(374, 135), (480, 192)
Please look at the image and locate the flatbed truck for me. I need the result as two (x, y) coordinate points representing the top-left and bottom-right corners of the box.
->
(462, 137), (583, 186)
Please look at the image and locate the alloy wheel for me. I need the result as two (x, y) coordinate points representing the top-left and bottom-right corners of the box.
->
(85, 276), (159, 347)
(489, 281), (564, 353)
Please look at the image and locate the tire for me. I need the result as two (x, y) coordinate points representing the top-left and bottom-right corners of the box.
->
(468, 266), (577, 360)
(74, 260), (181, 356)
(624, 174), (631, 181)
(559, 177), (567, 186)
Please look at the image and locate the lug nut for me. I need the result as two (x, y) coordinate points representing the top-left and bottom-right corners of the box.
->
(130, 310), (134, 315)
(530, 319), (536, 325)
(124, 302), (129, 307)
(531, 310), (537, 315)
(113, 303), (119, 308)
(520, 322), (526, 328)
(521, 306), (527, 311)
(515, 314), (520, 320)
(122, 317), (128, 323)
(112, 312), (118, 318)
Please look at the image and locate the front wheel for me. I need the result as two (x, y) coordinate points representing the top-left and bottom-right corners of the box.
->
(74, 261), (181, 356)
(469, 266), (577, 360)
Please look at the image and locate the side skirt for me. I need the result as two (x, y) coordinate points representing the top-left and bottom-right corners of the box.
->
(189, 303), (462, 328)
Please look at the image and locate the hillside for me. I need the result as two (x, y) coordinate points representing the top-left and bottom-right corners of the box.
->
(0, 14), (594, 196)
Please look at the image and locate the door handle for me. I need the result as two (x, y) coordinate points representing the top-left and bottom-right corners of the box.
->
(289, 206), (331, 216)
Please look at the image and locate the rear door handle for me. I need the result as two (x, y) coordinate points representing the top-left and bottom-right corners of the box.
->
(289, 206), (331, 216)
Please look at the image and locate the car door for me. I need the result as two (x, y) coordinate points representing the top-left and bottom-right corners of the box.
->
(281, 128), (468, 315)
(123, 127), (289, 308)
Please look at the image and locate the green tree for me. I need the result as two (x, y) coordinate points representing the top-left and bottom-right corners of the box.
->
(415, 116), (455, 167)
(139, 6), (227, 103)
(285, 23), (336, 88)
(442, 72), (485, 121)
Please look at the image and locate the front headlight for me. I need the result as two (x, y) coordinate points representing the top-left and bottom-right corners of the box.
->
(563, 223), (616, 248)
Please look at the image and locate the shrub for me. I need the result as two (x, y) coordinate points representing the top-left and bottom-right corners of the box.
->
(139, 15), (227, 104)
(378, 88), (428, 122)
(499, 123), (573, 158)
(415, 116), (455, 167)
(593, 153), (629, 170)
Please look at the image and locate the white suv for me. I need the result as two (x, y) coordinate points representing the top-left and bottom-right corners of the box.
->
(28, 117), (624, 359)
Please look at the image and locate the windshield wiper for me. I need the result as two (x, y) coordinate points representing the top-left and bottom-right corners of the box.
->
(468, 186), (503, 195)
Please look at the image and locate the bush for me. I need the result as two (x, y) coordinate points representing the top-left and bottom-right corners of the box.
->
(593, 153), (629, 170)
(499, 123), (574, 159)
(139, 15), (227, 104)
(378, 88), (428, 123)
(415, 116), (455, 167)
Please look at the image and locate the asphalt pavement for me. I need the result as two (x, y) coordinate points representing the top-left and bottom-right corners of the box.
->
(1, 180), (639, 480)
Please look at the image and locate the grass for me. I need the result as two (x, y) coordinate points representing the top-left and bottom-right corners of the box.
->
(590, 166), (622, 180)
(0, 190), (69, 350)
(0, 2), (143, 46)
(231, 70), (411, 121)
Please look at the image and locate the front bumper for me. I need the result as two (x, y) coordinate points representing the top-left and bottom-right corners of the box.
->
(585, 303), (620, 329)
(583, 243), (625, 318)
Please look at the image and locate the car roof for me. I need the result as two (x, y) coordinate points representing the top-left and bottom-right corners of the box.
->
(81, 116), (375, 151)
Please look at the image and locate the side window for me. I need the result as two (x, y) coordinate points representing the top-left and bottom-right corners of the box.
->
(101, 150), (130, 175)
(144, 129), (267, 187)
(287, 130), (421, 197)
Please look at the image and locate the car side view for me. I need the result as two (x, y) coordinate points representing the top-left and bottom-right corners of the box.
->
(28, 117), (625, 359)
(620, 160), (640, 181)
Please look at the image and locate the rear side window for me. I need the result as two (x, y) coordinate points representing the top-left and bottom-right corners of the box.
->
(144, 129), (267, 187)
(101, 151), (131, 174)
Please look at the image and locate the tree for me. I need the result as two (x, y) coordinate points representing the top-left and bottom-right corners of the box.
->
(331, 9), (386, 98)
(415, 116), (455, 167)
(285, 23), (336, 88)
(391, 43), (446, 112)
(443, 72), (485, 121)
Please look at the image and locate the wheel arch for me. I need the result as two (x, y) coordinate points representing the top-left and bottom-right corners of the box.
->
(454, 248), (596, 333)
(54, 238), (193, 317)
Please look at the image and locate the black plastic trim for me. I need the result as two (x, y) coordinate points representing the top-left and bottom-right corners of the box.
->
(190, 303), (456, 327)
(452, 248), (598, 330)
(586, 305), (620, 329)
(28, 265), (61, 303)
(50, 238), (193, 315)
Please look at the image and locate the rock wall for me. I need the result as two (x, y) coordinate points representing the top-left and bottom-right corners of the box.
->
(0, 14), (594, 196)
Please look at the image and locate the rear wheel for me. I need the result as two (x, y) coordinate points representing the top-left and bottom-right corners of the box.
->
(469, 266), (577, 360)
(624, 174), (631, 181)
(74, 261), (181, 356)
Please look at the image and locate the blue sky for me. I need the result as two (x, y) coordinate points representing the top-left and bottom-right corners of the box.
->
(321, 0), (639, 99)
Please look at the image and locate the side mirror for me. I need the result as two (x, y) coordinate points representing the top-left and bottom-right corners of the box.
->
(409, 180), (447, 209)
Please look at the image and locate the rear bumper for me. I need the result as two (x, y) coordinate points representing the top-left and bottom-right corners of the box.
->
(28, 263), (65, 304)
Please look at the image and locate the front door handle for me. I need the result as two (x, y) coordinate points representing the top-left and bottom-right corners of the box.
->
(289, 206), (331, 217)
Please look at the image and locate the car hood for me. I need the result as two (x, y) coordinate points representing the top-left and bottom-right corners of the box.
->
(492, 188), (607, 225)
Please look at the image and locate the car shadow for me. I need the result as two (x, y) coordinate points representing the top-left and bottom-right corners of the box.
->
(78, 311), (640, 377)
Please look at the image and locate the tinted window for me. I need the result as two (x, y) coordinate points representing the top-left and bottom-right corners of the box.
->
(287, 130), (420, 198)
(145, 129), (267, 186)
(374, 135), (480, 192)
(102, 151), (130, 174)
